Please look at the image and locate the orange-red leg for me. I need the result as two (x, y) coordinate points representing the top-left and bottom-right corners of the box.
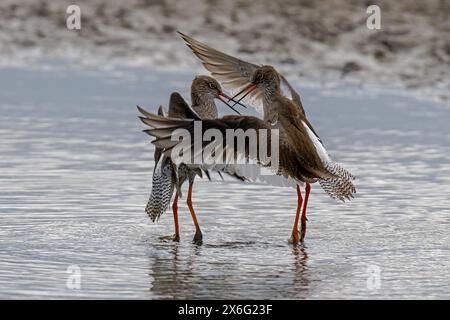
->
(159, 192), (180, 242)
(187, 182), (203, 243)
(300, 183), (311, 243)
(290, 185), (303, 244)
(172, 192), (180, 242)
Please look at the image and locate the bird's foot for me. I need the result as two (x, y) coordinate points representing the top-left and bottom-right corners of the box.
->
(192, 230), (203, 245)
(159, 234), (180, 242)
(288, 230), (300, 245)
(300, 224), (307, 244)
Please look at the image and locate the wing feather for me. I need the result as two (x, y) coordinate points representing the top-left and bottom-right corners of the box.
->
(138, 106), (300, 187)
(178, 32), (305, 114)
(168, 92), (201, 120)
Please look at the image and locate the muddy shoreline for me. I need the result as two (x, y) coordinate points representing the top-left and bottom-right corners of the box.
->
(1, 0), (449, 101)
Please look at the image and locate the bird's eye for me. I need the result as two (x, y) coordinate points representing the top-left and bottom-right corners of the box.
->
(256, 73), (264, 81)
(208, 83), (216, 89)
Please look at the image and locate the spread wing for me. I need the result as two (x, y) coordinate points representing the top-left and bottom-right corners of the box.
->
(138, 106), (300, 188)
(167, 92), (201, 120)
(137, 92), (201, 166)
(138, 106), (356, 199)
(152, 105), (166, 170)
(178, 32), (305, 115)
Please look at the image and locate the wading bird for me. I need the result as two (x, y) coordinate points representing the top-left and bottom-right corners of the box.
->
(170, 32), (357, 244)
(138, 76), (245, 243)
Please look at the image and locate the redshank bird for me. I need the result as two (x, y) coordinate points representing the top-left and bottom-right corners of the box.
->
(165, 32), (356, 244)
(139, 76), (245, 243)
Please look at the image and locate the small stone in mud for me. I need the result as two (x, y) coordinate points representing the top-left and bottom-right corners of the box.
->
(280, 58), (296, 65)
(341, 61), (362, 77)
(373, 49), (386, 61)
(162, 24), (175, 34)
(238, 47), (256, 54)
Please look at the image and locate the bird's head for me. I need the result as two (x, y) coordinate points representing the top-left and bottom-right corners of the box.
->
(191, 75), (243, 114)
(251, 65), (281, 92)
(230, 66), (281, 104)
(191, 75), (222, 101)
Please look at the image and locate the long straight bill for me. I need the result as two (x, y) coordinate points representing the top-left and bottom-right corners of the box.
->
(218, 93), (241, 115)
(221, 91), (247, 109)
(229, 83), (257, 107)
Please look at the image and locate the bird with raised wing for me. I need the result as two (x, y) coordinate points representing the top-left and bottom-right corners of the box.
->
(174, 32), (356, 244)
(139, 75), (245, 243)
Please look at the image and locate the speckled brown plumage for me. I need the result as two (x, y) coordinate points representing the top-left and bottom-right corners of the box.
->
(140, 76), (244, 242)
(143, 33), (356, 244)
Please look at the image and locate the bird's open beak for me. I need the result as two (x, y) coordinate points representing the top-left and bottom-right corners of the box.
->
(218, 92), (242, 115)
(229, 83), (257, 107)
(220, 91), (247, 109)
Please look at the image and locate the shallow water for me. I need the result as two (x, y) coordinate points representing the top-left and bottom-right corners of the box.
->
(0, 64), (449, 299)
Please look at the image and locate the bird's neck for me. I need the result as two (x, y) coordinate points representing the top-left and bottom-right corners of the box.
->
(262, 90), (281, 122)
(191, 94), (218, 119)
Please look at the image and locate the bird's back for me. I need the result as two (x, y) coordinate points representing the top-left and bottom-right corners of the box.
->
(271, 96), (328, 181)
(275, 95), (356, 200)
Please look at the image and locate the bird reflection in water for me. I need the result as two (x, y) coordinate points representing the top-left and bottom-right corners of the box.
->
(292, 246), (310, 298)
(148, 243), (207, 299)
(148, 241), (311, 299)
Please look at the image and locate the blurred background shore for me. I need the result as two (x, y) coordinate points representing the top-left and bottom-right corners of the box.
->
(1, 0), (449, 102)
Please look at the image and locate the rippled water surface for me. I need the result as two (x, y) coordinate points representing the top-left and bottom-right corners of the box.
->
(1, 64), (449, 299)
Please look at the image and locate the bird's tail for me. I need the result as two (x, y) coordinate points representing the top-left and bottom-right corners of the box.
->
(145, 155), (176, 222)
(319, 162), (356, 201)
(300, 120), (356, 201)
